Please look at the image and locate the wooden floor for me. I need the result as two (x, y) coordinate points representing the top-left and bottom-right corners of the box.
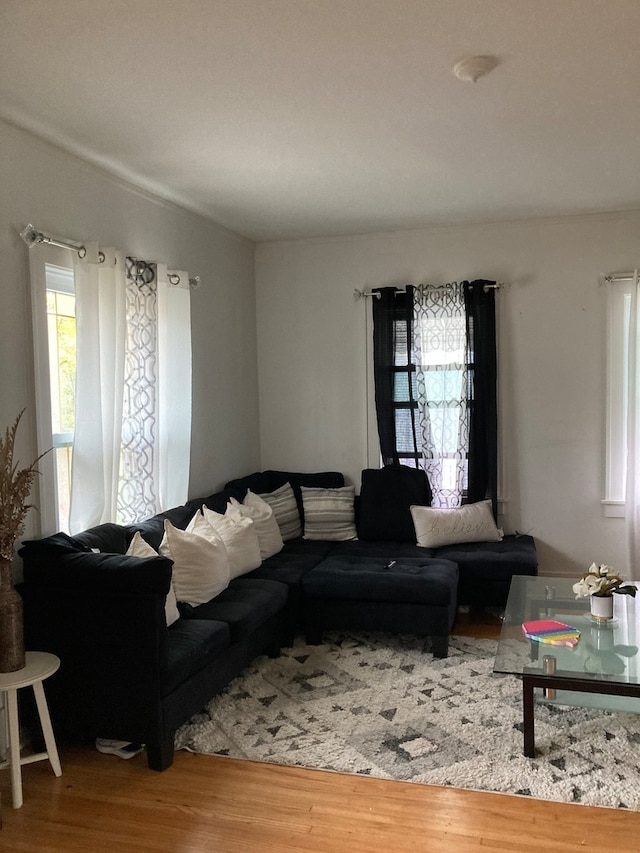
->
(2, 614), (640, 852)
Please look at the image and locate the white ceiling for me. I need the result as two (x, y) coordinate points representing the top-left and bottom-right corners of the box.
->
(2, 0), (640, 242)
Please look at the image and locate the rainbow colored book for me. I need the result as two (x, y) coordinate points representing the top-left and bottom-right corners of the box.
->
(522, 619), (581, 648)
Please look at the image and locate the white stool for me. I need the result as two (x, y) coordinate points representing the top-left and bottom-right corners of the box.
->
(0, 651), (62, 808)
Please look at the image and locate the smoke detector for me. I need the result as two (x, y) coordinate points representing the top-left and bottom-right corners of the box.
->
(453, 55), (499, 83)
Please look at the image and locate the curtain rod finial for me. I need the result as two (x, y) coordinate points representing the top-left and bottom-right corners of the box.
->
(19, 224), (41, 249)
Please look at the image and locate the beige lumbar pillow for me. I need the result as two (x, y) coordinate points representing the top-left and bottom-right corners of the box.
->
(228, 490), (283, 559)
(159, 520), (230, 607)
(410, 500), (503, 549)
(126, 531), (180, 626)
(199, 506), (262, 578)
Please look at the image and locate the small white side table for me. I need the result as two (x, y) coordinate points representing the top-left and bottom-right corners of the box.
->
(0, 651), (62, 808)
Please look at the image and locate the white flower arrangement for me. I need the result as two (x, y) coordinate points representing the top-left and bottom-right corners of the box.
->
(572, 563), (637, 599)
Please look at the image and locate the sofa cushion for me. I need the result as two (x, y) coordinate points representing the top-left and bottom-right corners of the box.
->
(257, 482), (302, 541)
(246, 550), (326, 588)
(301, 486), (357, 541)
(73, 523), (128, 554)
(330, 539), (436, 559)
(159, 520), (230, 607)
(186, 578), (289, 643)
(302, 555), (458, 606)
(226, 471), (345, 526)
(437, 534), (537, 604)
(184, 489), (236, 516)
(162, 619), (231, 696)
(129, 505), (196, 551)
(358, 465), (432, 542)
(410, 500), (503, 548)
(224, 472), (274, 499)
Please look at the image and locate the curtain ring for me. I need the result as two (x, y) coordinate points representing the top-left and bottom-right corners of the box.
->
(77, 246), (87, 259)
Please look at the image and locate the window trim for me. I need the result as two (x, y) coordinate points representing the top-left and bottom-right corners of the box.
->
(603, 279), (632, 518)
(29, 244), (75, 535)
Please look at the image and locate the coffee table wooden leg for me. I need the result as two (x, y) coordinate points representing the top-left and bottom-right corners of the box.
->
(522, 676), (536, 758)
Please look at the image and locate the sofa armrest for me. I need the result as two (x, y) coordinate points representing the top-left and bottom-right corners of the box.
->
(20, 549), (173, 744)
(22, 549), (173, 595)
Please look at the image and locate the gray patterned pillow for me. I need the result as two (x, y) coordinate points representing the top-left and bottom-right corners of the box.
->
(301, 485), (357, 541)
(258, 482), (302, 540)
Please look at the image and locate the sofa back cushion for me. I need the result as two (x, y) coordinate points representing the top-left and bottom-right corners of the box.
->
(73, 523), (129, 554)
(184, 489), (236, 516)
(128, 505), (196, 551)
(358, 466), (432, 542)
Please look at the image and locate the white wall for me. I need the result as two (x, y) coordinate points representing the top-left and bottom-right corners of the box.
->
(0, 118), (260, 559)
(255, 212), (640, 577)
(4, 113), (640, 582)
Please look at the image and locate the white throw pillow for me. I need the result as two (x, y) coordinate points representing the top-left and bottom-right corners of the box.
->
(257, 482), (302, 540)
(300, 485), (357, 541)
(410, 500), (504, 549)
(228, 491), (284, 559)
(159, 520), (230, 607)
(200, 506), (262, 578)
(126, 531), (180, 626)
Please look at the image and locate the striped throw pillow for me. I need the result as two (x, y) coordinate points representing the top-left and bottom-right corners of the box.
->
(301, 485), (357, 541)
(258, 482), (302, 540)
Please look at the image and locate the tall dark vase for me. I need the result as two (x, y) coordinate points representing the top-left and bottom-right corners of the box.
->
(0, 557), (25, 672)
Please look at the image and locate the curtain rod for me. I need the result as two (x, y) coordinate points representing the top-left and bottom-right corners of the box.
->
(354, 282), (502, 300)
(19, 224), (201, 288)
(602, 272), (638, 284)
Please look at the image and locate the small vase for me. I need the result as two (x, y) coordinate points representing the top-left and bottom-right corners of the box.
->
(590, 594), (614, 623)
(0, 557), (25, 672)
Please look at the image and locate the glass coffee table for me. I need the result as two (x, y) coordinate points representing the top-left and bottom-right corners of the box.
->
(493, 575), (640, 757)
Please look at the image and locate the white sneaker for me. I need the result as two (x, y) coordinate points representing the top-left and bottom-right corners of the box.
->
(95, 738), (144, 759)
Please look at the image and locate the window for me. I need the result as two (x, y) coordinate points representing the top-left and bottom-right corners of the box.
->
(382, 294), (470, 494)
(28, 238), (193, 535)
(388, 291), (421, 466)
(604, 279), (632, 517)
(371, 281), (498, 510)
(45, 264), (76, 532)
(29, 245), (76, 535)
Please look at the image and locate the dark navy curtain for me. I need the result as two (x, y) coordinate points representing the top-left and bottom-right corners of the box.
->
(464, 280), (498, 517)
(371, 279), (498, 516)
(372, 286), (416, 466)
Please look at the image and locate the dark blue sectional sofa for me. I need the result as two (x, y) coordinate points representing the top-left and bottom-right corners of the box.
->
(19, 468), (537, 771)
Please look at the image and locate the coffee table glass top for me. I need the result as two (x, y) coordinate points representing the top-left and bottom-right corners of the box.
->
(494, 575), (640, 711)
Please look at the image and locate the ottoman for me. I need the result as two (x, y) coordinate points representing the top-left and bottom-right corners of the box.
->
(302, 555), (459, 657)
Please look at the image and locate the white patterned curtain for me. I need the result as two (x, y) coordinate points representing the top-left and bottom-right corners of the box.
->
(118, 262), (192, 522)
(626, 270), (640, 569)
(413, 282), (469, 507)
(69, 245), (126, 531)
(69, 252), (192, 532)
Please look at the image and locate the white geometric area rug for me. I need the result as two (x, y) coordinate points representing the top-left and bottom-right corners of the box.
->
(175, 632), (640, 810)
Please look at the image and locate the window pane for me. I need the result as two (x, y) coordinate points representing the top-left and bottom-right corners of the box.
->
(605, 283), (632, 507)
(45, 263), (76, 533)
